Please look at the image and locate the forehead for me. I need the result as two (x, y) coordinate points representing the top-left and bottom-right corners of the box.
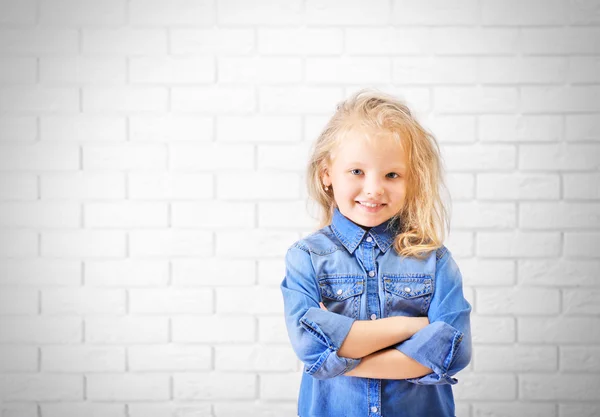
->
(331, 130), (406, 166)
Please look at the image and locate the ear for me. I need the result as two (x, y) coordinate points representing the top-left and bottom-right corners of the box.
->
(320, 163), (331, 186)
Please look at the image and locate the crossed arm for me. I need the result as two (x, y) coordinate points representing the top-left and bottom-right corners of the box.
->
(318, 302), (434, 380)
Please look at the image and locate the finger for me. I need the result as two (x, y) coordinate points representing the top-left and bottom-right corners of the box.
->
(319, 302), (327, 311)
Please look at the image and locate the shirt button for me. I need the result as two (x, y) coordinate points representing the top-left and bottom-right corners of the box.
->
(404, 287), (411, 293)
(336, 289), (343, 295)
(371, 406), (378, 413)
(366, 236), (373, 242)
(370, 314), (377, 320)
(368, 271), (375, 277)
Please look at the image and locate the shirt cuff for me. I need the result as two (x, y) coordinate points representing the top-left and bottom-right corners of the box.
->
(396, 320), (464, 385)
(299, 307), (356, 350)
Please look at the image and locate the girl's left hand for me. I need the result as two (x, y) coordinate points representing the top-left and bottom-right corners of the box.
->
(319, 302), (328, 311)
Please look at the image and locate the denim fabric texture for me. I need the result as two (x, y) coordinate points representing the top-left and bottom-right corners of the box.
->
(280, 207), (472, 417)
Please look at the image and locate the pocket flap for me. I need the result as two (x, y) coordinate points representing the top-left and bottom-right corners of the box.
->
(319, 278), (364, 301)
(383, 276), (432, 299)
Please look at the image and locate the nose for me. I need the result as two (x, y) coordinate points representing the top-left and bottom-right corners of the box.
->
(364, 175), (384, 196)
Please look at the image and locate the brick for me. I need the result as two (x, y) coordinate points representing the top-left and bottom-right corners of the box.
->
(0, 403), (37, 417)
(172, 258), (255, 287)
(257, 143), (312, 171)
(481, 0), (565, 25)
(171, 28), (254, 55)
(214, 402), (297, 417)
(87, 374), (169, 401)
(0, 116), (37, 142)
(446, 173), (475, 200)
(39, 0), (126, 25)
(220, 56), (302, 84)
(130, 0), (215, 25)
(346, 27), (431, 55)
(477, 173), (560, 200)
(431, 27), (518, 55)
(42, 172), (125, 200)
(128, 345), (211, 371)
(42, 346), (125, 372)
(41, 56), (126, 84)
(43, 288), (126, 315)
(391, 0), (479, 25)
(43, 403), (124, 417)
(472, 403), (556, 417)
(435, 144), (516, 171)
(83, 143), (166, 170)
(260, 372), (301, 400)
(564, 232), (600, 257)
(0, 317), (81, 343)
(435, 87), (518, 113)
(307, 57), (391, 84)
(216, 286), (282, 314)
(563, 173), (600, 199)
(172, 201), (255, 228)
(82, 29), (167, 55)
(0, 346), (37, 372)
(258, 201), (319, 229)
(83, 87), (168, 113)
(0, 230), (37, 257)
(560, 346), (600, 372)
(130, 288), (213, 314)
(476, 288), (559, 315)
(0, 87), (79, 112)
(474, 345), (557, 371)
(518, 259), (600, 287)
(451, 202), (516, 229)
(174, 372), (256, 400)
(259, 86), (344, 114)
(217, 172), (300, 200)
(566, 114), (600, 142)
(559, 404), (600, 417)
(519, 317), (600, 344)
(0, 57), (36, 84)
(0, 174), (37, 200)
(426, 115), (476, 144)
(0, 202), (78, 228)
(0, 259), (80, 286)
(170, 143), (253, 171)
(259, 28), (342, 55)
(0, 143), (78, 171)
(215, 344), (296, 372)
(0, 374), (82, 401)
(258, 258), (285, 286)
(568, 56), (600, 83)
(129, 230), (213, 257)
(0, 29), (78, 55)
(216, 230), (298, 258)
(130, 115), (212, 142)
(0, 0), (36, 24)
(521, 86), (600, 113)
(173, 316), (255, 343)
(86, 317), (168, 344)
(85, 259), (169, 287)
(41, 115), (126, 142)
(520, 144), (600, 171)
(218, 115), (302, 143)
(520, 27), (600, 54)
(453, 373), (516, 400)
(42, 231), (126, 258)
(259, 316), (289, 343)
(563, 289), (600, 315)
(479, 115), (563, 142)
(471, 316), (516, 343)
(444, 231), (474, 257)
(0, 288), (39, 315)
(520, 374), (600, 400)
(477, 231), (561, 257)
(457, 258), (515, 286)
(393, 57), (477, 85)
(129, 172), (212, 200)
(520, 202), (600, 229)
(85, 202), (168, 228)
(172, 86), (255, 113)
(130, 56), (214, 84)
(128, 403), (211, 417)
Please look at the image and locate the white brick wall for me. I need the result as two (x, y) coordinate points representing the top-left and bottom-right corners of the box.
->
(0, 0), (598, 416)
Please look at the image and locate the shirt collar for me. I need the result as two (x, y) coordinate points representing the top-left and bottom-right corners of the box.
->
(330, 207), (398, 254)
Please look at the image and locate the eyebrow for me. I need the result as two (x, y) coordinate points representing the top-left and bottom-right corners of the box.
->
(346, 162), (406, 170)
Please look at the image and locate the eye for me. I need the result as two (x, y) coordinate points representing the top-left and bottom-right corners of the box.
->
(350, 169), (363, 175)
(387, 172), (400, 179)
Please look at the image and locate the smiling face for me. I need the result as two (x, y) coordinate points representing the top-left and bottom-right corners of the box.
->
(322, 129), (408, 229)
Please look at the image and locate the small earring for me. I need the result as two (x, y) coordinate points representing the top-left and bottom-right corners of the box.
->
(324, 185), (329, 191)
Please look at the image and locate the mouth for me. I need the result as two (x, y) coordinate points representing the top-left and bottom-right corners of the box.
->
(356, 201), (386, 212)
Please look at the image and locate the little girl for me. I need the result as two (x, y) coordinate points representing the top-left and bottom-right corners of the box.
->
(280, 89), (472, 417)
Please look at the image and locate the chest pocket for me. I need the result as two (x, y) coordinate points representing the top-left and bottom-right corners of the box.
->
(318, 276), (364, 320)
(383, 274), (433, 317)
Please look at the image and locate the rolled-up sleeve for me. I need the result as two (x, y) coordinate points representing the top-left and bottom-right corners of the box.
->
(281, 243), (361, 380)
(394, 247), (472, 385)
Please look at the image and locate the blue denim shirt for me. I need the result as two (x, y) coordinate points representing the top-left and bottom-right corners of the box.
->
(280, 207), (472, 417)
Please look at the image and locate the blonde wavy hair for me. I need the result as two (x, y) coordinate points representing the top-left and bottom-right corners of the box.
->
(306, 88), (451, 259)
